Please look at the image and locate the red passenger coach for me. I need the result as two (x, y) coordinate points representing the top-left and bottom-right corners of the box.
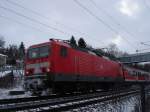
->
(24, 39), (150, 94)
(123, 66), (150, 82)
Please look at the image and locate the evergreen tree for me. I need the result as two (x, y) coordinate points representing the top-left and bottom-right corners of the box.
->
(6, 44), (19, 65)
(0, 36), (5, 48)
(78, 38), (87, 48)
(70, 36), (77, 46)
(19, 42), (25, 60)
(0, 36), (5, 54)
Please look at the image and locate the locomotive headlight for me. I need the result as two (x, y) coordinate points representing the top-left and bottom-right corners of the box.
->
(26, 71), (29, 75)
(41, 67), (50, 73)
(46, 68), (50, 72)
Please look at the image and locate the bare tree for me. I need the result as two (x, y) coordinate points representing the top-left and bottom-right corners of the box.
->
(107, 43), (119, 57)
(107, 43), (129, 57)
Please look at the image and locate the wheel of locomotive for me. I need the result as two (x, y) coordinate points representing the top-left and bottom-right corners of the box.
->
(76, 83), (90, 93)
(51, 83), (65, 95)
(101, 83), (110, 91)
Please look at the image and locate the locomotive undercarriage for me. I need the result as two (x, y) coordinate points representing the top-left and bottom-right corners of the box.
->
(24, 75), (50, 95)
(24, 74), (125, 96)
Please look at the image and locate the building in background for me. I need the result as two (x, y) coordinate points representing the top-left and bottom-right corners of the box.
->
(0, 54), (7, 66)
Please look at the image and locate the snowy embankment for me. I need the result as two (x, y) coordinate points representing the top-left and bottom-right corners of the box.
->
(0, 86), (31, 99)
(0, 69), (24, 88)
(70, 95), (141, 112)
(0, 69), (31, 99)
(0, 71), (11, 77)
(0, 69), (24, 77)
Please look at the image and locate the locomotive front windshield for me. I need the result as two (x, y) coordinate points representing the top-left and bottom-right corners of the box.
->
(28, 45), (50, 59)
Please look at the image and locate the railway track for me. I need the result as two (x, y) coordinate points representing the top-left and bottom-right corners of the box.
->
(0, 89), (140, 112)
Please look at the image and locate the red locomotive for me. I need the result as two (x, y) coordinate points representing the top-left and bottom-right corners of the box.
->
(24, 39), (150, 94)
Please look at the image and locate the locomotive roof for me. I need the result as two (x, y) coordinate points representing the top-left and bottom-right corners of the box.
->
(53, 40), (71, 48)
(28, 39), (120, 62)
(28, 39), (119, 62)
(28, 39), (71, 49)
(29, 42), (50, 49)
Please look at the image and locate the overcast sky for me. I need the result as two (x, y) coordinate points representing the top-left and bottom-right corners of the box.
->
(0, 0), (150, 53)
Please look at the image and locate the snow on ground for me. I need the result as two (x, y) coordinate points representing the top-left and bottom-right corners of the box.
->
(0, 68), (24, 78)
(0, 86), (31, 99)
(0, 69), (31, 99)
(0, 71), (11, 77)
(13, 70), (24, 77)
(0, 77), (32, 99)
(70, 95), (141, 112)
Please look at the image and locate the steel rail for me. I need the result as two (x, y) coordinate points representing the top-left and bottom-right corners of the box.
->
(0, 95), (57, 104)
(44, 90), (139, 112)
(0, 89), (120, 104)
(0, 89), (139, 111)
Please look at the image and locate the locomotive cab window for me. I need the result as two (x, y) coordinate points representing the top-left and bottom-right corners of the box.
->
(60, 46), (68, 57)
(39, 46), (50, 57)
(28, 45), (50, 59)
(28, 48), (39, 59)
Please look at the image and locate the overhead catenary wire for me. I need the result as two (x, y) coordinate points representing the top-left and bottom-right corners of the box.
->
(5, 0), (81, 34)
(136, 47), (150, 53)
(141, 41), (150, 44)
(5, 0), (105, 45)
(73, 0), (138, 51)
(89, 0), (140, 43)
(0, 7), (105, 48)
(0, 5), (71, 36)
(0, 14), (57, 37)
(136, 0), (150, 50)
(0, 6), (105, 47)
(141, 42), (150, 47)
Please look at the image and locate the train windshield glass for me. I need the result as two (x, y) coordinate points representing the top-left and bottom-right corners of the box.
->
(28, 45), (50, 59)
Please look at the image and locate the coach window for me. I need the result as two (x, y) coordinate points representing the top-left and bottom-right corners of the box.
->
(133, 71), (136, 76)
(60, 46), (68, 57)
